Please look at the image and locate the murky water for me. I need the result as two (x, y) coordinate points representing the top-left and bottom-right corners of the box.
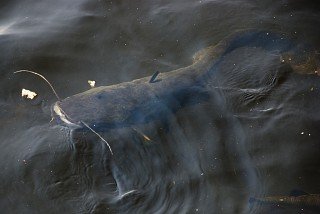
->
(0, 0), (319, 213)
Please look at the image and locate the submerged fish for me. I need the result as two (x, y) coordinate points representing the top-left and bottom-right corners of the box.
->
(50, 30), (319, 131)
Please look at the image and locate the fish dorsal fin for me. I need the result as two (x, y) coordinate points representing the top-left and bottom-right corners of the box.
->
(149, 71), (160, 83)
(290, 189), (309, 197)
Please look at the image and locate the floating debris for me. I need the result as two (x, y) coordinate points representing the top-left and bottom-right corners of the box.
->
(88, 80), (96, 88)
(21, 88), (37, 99)
(142, 134), (151, 141)
(132, 128), (152, 143)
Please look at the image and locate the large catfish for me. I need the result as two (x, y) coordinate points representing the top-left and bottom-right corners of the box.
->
(51, 30), (318, 130)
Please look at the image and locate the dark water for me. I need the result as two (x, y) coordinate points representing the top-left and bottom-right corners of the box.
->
(0, 0), (320, 213)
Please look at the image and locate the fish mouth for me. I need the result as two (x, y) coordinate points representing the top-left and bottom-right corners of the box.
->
(51, 102), (81, 128)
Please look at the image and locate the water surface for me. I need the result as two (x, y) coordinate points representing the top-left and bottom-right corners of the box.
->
(0, 0), (319, 213)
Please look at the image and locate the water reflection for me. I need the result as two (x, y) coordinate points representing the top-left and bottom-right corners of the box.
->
(0, 0), (319, 213)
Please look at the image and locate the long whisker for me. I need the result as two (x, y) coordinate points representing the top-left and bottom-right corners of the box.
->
(14, 70), (114, 155)
(81, 121), (113, 155)
(14, 69), (61, 100)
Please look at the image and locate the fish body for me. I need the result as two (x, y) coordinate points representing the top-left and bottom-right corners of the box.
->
(51, 30), (317, 130)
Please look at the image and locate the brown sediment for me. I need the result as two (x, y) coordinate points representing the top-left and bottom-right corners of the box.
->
(251, 194), (320, 207)
(281, 51), (320, 75)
